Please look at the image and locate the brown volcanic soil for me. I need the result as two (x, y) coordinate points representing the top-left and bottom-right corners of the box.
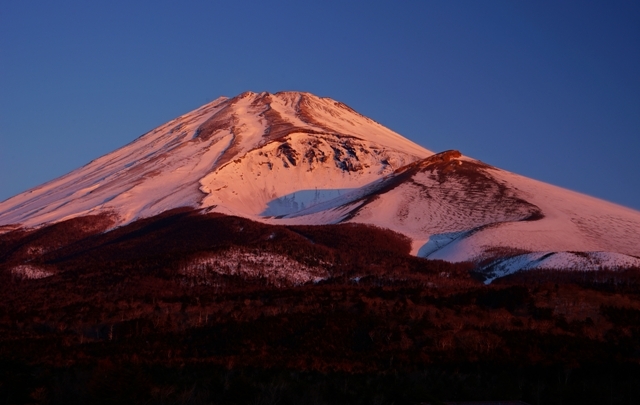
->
(1, 210), (640, 404)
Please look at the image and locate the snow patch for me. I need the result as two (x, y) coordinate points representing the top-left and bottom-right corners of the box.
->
(178, 248), (329, 286)
(11, 265), (54, 280)
(262, 188), (356, 217)
(481, 251), (640, 284)
(417, 231), (470, 258)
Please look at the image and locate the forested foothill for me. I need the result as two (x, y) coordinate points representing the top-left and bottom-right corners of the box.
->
(1, 209), (639, 404)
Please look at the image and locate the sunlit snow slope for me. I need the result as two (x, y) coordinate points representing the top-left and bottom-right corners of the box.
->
(0, 91), (431, 227)
(339, 152), (640, 271)
(2, 90), (640, 279)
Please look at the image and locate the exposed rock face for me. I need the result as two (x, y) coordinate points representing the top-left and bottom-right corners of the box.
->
(425, 149), (462, 163)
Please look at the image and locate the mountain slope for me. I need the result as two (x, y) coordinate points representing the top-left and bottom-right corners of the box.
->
(254, 146), (640, 271)
(0, 91), (431, 227)
(340, 152), (640, 266)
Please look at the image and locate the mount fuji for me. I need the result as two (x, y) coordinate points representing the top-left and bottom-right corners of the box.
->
(2, 91), (640, 281)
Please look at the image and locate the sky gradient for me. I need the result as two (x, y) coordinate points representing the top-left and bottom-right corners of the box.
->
(1, 1), (639, 210)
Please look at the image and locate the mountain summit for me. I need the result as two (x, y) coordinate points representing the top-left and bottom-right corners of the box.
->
(0, 91), (430, 227)
(2, 91), (640, 280)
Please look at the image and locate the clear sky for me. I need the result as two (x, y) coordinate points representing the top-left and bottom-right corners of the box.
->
(1, 0), (639, 210)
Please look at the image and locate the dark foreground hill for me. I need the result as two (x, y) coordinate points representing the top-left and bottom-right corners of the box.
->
(1, 210), (640, 404)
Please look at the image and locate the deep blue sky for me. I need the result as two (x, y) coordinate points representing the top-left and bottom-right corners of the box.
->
(1, 1), (639, 210)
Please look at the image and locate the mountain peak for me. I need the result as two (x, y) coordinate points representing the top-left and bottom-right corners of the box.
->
(0, 91), (431, 228)
(2, 91), (640, 281)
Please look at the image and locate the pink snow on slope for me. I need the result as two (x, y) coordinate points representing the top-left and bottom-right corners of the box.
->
(0, 91), (431, 227)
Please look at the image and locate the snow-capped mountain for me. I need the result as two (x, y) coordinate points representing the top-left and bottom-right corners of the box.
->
(0, 91), (430, 227)
(1, 91), (640, 278)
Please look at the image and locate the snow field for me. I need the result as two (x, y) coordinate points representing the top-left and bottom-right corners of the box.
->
(178, 248), (329, 287)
